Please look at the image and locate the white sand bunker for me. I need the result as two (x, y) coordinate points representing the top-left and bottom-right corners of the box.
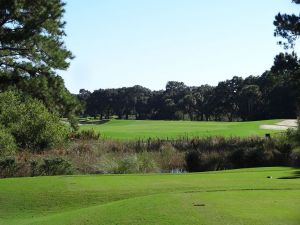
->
(260, 119), (298, 131)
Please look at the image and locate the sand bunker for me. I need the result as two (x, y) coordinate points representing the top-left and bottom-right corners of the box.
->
(260, 119), (298, 131)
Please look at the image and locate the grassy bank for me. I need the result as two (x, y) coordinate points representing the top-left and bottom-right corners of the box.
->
(80, 119), (281, 140)
(0, 167), (299, 225)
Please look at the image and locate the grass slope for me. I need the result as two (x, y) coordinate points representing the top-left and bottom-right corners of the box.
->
(0, 167), (299, 225)
(80, 119), (282, 140)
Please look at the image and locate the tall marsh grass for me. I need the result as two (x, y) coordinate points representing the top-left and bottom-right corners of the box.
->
(0, 134), (298, 178)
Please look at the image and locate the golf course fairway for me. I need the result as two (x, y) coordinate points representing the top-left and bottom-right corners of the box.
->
(80, 119), (282, 140)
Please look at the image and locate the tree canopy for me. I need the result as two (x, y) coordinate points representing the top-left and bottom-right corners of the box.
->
(0, 0), (73, 76)
(0, 0), (81, 116)
(274, 0), (300, 48)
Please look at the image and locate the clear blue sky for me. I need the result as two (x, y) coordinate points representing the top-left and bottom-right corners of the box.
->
(61, 0), (299, 93)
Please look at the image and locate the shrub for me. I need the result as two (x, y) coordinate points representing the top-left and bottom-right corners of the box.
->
(185, 151), (229, 172)
(116, 155), (140, 174)
(0, 157), (18, 178)
(0, 91), (69, 151)
(98, 155), (119, 174)
(40, 157), (73, 176)
(0, 127), (17, 156)
(157, 144), (185, 171)
(96, 154), (140, 174)
(185, 151), (201, 172)
(291, 148), (300, 167)
(137, 152), (159, 173)
(68, 114), (79, 131)
(70, 129), (100, 140)
(30, 159), (39, 177)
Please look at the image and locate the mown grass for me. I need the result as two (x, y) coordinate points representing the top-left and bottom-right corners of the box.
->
(80, 119), (282, 140)
(0, 167), (299, 225)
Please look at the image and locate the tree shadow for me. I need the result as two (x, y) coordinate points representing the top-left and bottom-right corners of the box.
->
(278, 170), (300, 179)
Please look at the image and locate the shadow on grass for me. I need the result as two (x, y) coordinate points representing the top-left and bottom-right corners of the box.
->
(278, 169), (300, 179)
(79, 120), (110, 125)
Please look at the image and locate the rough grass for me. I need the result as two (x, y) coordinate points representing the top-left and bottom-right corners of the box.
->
(80, 119), (282, 140)
(0, 167), (299, 225)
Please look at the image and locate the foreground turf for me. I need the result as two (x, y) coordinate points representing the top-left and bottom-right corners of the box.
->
(80, 119), (281, 140)
(0, 167), (299, 225)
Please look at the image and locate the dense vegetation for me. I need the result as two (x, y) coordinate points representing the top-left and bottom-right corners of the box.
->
(0, 91), (69, 153)
(1, 129), (300, 178)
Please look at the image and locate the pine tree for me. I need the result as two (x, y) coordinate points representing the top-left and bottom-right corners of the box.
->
(0, 0), (73, 76)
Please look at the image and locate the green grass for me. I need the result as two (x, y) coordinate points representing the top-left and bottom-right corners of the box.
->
(80, 119), (282, 140)
(0, 167), (299, 225)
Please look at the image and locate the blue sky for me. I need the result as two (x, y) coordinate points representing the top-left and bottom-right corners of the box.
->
(61, 0), (299, 93)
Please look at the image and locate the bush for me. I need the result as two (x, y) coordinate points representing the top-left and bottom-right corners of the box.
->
(137, 152), (159, 173)
(0, 128), (17, 156)
(291, 148), (300, 167)
(0, 157), (17, 178)
(70, 129), (100, 140)
(116, 155), (140, 174)
(185, 151), (228, 172)
(40, 157), (73, 176)
(158, 144), (185, 171)
(185, 151), (201, 172)
(68, 114), (79, 131)
(98, 153), (158, 174)
(30, 159), (39, 177)
(98, 155), (119, 174)
(97, 154), (139, 174)
(0, 91), (69, 151)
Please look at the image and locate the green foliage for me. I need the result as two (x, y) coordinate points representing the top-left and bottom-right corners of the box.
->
(274, 0), (300, 49)
(0, 91), (69, 151)
(137, 152), (159, 173)
(287, 121), (300, 166)
(0, 1), (81, 117)
(291, 148), (300, 167)
(184, 136), (297, 172)
(186, 151), (229, 172)
(157, 144), (185, 171)
(0, 156), (17, 178)
(0, 0), (73, 76)
(21, 75), (82, 117)
(68, 114), (79, 131)
(116, 155), (140, 174)
(0, 127), (17, 156)
(97, 153), (159, 174)
(0, 72), (82, 117)
(71, 129), (100, 140)
(40, 157), (73, 176)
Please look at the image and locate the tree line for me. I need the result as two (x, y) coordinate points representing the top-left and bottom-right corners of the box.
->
(79, 52), (300, 121)
(79, 0), (300, 122)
